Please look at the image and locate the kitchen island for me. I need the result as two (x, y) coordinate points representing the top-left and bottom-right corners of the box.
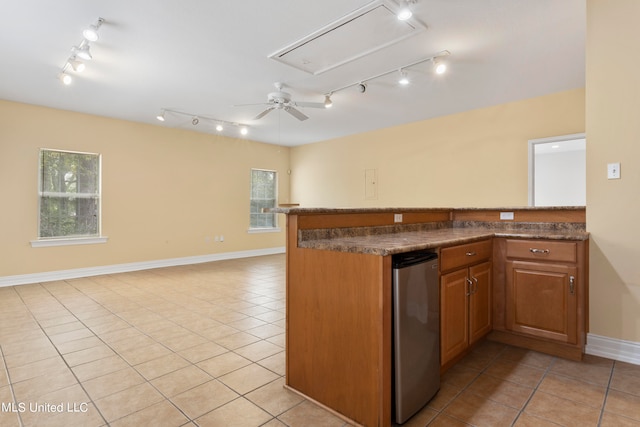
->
(273, 207), (588, 427)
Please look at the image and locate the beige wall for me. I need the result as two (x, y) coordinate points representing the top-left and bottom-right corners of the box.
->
(586, 0), (640, 342)
(0, 100), (289, 277)
(291, 89), (585, 208)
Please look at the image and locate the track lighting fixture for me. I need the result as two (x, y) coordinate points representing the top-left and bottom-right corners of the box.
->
(324, 95), (333, 108)
(398, 69), (410, 85)
(59, 73), (72, 85)
(325, 50), (451, 96)
(434, 58), (447, 75)
(68, 58), (85, 73)
(157, 109), (250, 137)
(397, 0), (417, 21)
(59, 18), (104, 85)
(74, 43), (92, 61)
(82, 18), (104, 42)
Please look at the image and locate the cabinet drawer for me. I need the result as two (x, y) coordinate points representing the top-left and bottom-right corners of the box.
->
(506, 239), (577, 263)
(440, 239), (492, 272)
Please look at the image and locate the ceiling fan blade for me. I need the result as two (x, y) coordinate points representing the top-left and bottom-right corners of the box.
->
(294, 101), (325, 109)
(253, 107), (275, 120)
(284, 106), (309, 121)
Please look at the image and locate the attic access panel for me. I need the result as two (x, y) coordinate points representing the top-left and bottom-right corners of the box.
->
(269, 0), (427, 75)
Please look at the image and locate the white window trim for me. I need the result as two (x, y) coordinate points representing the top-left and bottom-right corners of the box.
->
(30, 236), (108, 248)
(37, 148), (105, 243)
(247, 227), (281, 234)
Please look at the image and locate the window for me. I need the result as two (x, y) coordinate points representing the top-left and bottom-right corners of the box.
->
(249, 169), (278, 230)
(38, 149), (101, 239)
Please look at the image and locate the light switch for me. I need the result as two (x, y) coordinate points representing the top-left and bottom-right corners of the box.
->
(607, 162), (621, 180)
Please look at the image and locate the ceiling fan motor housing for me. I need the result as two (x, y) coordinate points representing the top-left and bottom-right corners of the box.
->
(268, 91), (292, 106)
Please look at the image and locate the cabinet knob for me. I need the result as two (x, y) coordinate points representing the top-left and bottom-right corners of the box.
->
(465, 251), (477, 257)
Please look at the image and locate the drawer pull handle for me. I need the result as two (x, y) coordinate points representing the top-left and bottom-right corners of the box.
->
(529, 248), (550, 254)
(465, 251), (477, 257)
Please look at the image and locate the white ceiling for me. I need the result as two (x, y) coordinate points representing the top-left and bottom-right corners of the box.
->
(0, 0), (585, 147)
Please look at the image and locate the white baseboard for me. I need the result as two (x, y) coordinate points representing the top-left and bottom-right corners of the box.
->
(0, 247), (286, 288)
(586, 333), (640, 365)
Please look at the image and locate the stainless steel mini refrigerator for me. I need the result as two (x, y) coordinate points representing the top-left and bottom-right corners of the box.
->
(392, 250), (440, 424)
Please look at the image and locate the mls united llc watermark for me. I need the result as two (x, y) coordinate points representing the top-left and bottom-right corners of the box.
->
(1, 401), (89, 413)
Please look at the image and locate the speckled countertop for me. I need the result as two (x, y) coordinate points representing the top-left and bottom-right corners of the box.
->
(298, 226), (588, 256)
(273, 206), (588, 256)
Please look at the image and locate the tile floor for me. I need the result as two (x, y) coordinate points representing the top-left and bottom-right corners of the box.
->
(0, 254), (638, 427)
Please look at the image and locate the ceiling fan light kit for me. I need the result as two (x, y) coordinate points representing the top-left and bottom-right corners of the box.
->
(59, 18), (104, 85)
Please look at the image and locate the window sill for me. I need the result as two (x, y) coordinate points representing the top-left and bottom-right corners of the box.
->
(30, 236), (108, 248)
(247, 227), (281, 234)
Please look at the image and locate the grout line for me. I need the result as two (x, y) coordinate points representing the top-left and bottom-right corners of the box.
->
(510, 352), (559, 426)
(597, 359), (616, 426)
(10, 284), (110, 426)
(0, 343), (25, 427)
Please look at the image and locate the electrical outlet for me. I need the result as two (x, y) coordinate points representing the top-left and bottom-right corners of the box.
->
(607, 162), (621, 180)
(220, 235), (224, 242)
(394, 214), (403, 223)
(500, 212), (515, 220)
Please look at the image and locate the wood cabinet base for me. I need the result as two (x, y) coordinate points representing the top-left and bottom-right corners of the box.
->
(487, 330), (583, 361)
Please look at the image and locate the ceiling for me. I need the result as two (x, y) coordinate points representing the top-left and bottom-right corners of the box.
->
(0, 0), (585, 147)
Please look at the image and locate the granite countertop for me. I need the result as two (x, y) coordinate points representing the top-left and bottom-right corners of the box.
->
(298, 226), (589, 256)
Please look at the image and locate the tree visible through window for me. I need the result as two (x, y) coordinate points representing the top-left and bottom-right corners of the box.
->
(39, 149), (101, 238)
(250, 169), (277, 229)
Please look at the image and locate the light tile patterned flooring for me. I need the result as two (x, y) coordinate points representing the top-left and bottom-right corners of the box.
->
(0, 254), (638, 427)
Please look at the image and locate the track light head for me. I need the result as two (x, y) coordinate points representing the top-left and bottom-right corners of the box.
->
(216, 124), (224, 132)
(357, 83), (367, 93)
(74, 44), (92, 61)
(397, 0), (416, 20)
(192, 117), (199, 125)
(156, 111), (165, 122)
(398, 70), (409, 85)
(240, 127), (248, 135)
(83, 18), (104, 41)
(434, 57), (447, 74)
(397, 8), (412, 21)
(324, 94), (333, 108)
(59, 73), (72, 85)
(68, 58), (85, 72)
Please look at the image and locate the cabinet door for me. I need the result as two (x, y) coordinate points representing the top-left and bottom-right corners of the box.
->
(469, 262), (492, 345)
(506, 260), (578, 344)
(441, 269), (469, 365)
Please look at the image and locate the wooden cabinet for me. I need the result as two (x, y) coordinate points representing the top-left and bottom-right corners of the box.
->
(506, 260), (577, 343)
(497, 238), (588, 360)
(440, 240), (492, 367)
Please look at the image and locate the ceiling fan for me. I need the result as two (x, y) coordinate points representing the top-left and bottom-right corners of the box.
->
(238, 82), (326, 121)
